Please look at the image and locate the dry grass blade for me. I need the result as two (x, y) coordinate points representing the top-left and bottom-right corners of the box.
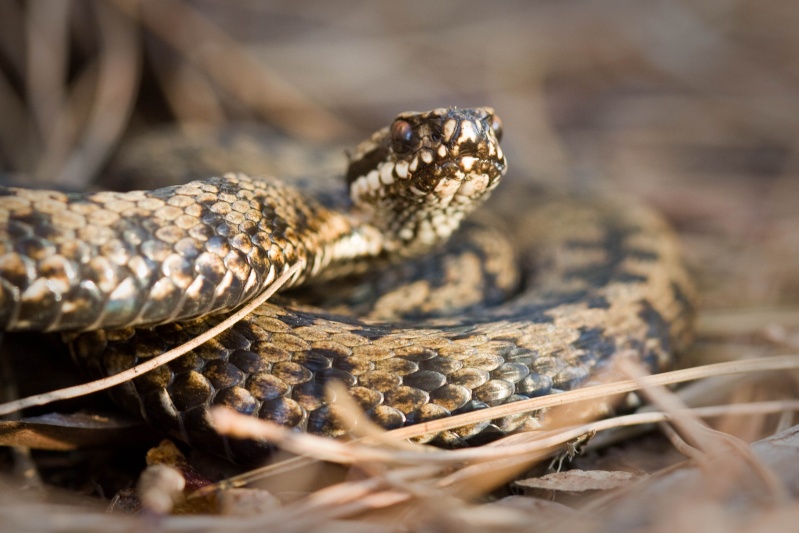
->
(379, 354), (799, 442)
(2, 3), (799, 531)
(618, 359), (791, 505)
(2, 0), (142, 188)
(207, 382), (799, 490)
(203, 354), (799, 491)
(25, 0), (70, 157)
(0, 2), (34, 172)
(202, 388), (799, 527)
(50, 0), (141, 188)
(0, 263), (300, 417)
(106, 0), (354, 140)
(325, 381), (425, 451)
(0, 76), (30, 172)
(212, 408), (456, 466)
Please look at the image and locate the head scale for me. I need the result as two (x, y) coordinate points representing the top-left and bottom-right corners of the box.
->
(346, 107), (507, 254)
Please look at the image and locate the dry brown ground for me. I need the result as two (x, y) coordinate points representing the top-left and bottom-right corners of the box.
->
(1, 1), (799, 531)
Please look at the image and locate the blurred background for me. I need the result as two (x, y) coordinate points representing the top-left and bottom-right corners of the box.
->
(1, 1), (799, 526)
(1, 0), (798, 314)
(0, 0), (797, 343)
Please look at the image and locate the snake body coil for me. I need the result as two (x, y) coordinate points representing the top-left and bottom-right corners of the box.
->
(0, 108), (692, 462)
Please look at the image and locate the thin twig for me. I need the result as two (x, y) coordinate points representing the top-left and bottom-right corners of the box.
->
(378, 354), (799, 442)
(105, 0), (355, 141)
(210, 398), (799, 470)
(619, 359), (791, 504)
(47, 0), (141, 188)
(25, 0), (70, 162)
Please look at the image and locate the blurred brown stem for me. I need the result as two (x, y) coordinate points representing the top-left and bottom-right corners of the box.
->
(107, 0), (355, 141)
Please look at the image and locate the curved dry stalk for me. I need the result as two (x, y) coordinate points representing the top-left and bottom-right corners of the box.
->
(106, 0), (355, 141)
(200, 396), (799, 508)
(199, 352), (799, 496)
(380, 354), (799, 442)
(53, 0), (141, 188)
(25, 0), (70, 161)
(210, 397), (799, 472)
(619, 359), (790, 505)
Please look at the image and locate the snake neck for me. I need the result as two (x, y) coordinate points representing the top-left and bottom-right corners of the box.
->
(303, 107), (508, 281)
(0, 107), (506, 332)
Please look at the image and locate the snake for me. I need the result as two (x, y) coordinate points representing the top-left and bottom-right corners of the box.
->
(0, 107), (693, 463)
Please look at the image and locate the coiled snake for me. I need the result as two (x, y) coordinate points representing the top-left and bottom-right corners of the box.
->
(0, 108), (693, 462)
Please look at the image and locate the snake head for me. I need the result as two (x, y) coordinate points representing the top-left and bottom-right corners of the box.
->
(346, 107), (507, 254)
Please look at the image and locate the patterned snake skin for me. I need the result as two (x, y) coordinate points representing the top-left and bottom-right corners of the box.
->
(0, 108), (693, 462)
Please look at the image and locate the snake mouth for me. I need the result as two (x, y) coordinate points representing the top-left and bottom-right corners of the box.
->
(349, 141), (506, 203)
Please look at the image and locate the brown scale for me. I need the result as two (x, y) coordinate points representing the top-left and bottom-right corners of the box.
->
(0, 107), (693, 463)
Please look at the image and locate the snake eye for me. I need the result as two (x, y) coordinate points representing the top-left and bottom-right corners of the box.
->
(391, 119), (415, 152)
(489, 114), (503, 142)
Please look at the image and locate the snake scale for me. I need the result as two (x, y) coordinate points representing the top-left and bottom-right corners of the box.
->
(0, 108), (693, 463)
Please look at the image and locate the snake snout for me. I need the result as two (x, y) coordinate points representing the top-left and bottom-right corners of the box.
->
(344, 107), (507, 255)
